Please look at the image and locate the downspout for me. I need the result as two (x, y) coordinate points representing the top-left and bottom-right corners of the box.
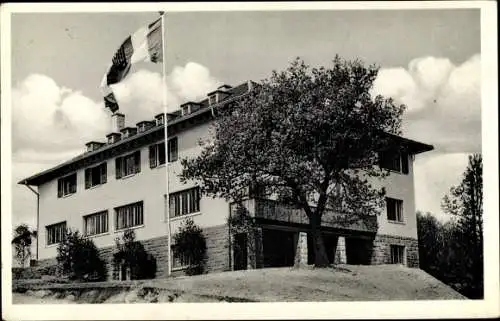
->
(22, 180), (39, 262)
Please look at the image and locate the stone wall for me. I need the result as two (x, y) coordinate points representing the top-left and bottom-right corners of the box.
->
(371, 234), (419, 267)
(203, 224), (231, 273)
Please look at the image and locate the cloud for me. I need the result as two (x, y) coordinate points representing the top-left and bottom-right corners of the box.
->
(372, 54), (481, 153)
(11, 62), (222, 228)
(413, 152), (470, 221)
(111, 62), (221, 125)
(12, 74), (110, 154)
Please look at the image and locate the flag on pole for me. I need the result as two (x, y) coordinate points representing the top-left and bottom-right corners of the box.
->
(101, 17), (163, 113)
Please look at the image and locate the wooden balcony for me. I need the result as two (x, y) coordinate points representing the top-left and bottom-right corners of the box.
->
(232, 198), (378, 233)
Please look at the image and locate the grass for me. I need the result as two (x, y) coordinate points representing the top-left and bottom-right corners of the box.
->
(13, 264), (466, 303)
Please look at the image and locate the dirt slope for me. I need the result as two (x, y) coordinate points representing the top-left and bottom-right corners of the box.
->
(13, 265), (465, 303)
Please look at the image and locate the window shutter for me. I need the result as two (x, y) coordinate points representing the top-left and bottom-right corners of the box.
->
(57, 179), (63, 198)
(101, 163), (107, 184)
(401, 152), (409, 174)
(168, 137), (178, 162)
(116, 157), (123, 179)
(85, 169), (91, 189)
(134, 150), (141, 173)
(149, 145), (157, 168)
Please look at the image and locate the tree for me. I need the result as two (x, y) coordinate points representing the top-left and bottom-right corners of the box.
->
(56, 229), (107, 281)
(172, 218), (207, 275)
(12, 224), (37, 267)
(442, 153), (483, 298)
(181, 56), (405, 266)
(113, 229), (157, 280)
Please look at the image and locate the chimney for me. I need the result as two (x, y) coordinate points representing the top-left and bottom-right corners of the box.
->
(111, 112), (125, 132)
(85, 141), (105, 153)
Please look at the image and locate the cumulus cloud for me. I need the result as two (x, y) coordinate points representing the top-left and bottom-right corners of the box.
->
(11, 62), (222, 228)
(413, 152), (470, 221)
(372, 54), (481, 153)
(109, 62), (221, 126)
(12, 74), (110, 154)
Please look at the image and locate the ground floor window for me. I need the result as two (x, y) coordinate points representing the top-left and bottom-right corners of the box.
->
(46, 221), (67, 245)
(171, 245), (192, 270)
(115, 201), (144, 230)
(84, 210), (109, 236)
(390, 244), (405, 264)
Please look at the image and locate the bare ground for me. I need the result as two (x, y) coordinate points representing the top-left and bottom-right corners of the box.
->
(12, 265), (466, 303)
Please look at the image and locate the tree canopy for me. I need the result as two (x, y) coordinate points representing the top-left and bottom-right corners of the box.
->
(181, 56), (406, 266)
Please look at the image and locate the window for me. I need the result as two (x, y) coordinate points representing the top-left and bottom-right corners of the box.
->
(169, 187), (200, 218)
(57, 173), (77, 197)
(85, 163), (107, 188)
(115, 150), (141, 178)
(171, 245), (191, 270)
(379, 150), (409, 174)
(115, 201), (144, 230)
(46, 221), (66, 245)
(168, 137), (178, 162)
(386, 197), (404, 222)
(84, 211), (109, 236)
(390, 245), (405, 264)
(149, 142), (166, 168)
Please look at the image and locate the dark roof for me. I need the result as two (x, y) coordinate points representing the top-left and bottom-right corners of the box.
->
(18, 80), (433, 186)
(19, 81), (252, 186)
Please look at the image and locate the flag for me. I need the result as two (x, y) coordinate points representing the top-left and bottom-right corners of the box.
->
(101, 17), (163, 113)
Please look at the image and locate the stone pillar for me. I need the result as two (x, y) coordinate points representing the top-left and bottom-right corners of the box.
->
(247, 228), (263, 269)
(294, 231), (308, 267)
(334, 236), (347, 264)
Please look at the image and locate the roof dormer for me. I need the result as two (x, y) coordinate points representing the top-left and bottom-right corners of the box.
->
(180, 101), (202, 116)
(120, 126), (138, 138)
(207, 89), (231, 106)
(85, 141), (106, 153)
(136, 120), (155, 133)
(106, 132), (121, 144)
(154, 113), (165, 126)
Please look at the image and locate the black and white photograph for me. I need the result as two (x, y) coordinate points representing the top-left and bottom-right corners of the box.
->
(1, 1), (498, 320)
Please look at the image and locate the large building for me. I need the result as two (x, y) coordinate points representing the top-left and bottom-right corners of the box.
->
(18, 80), (433, 279)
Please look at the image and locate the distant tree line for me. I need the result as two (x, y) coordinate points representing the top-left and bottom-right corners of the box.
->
(417, 154), (483, 299)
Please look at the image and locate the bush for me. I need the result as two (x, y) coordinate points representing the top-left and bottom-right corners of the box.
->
(173, 218), (207, 275)
(56, 229), (107, 282)
(113, 229), (156, 280)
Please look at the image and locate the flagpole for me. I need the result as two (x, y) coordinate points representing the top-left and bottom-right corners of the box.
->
(160, 11), (172, 277)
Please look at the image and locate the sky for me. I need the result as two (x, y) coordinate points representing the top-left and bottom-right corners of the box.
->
(8, 8), (482, 229)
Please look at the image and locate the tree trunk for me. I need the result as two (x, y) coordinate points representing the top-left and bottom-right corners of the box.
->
(311, 215), (329, 267)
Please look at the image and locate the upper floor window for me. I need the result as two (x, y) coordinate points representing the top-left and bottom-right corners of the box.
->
(386, 197), (404, 222)
(116, 150), (141, 179)
(169, 187), (200, 218)
(46, 221), (66, 245)
(168, 137), (178, 163)
(83, 210), (109, 236)
(379, 150), (409, 174)
(149, 142), (166, 168)
(115, 201), (144, 231)
(85, 162), (107, 189)
(57, 173), (77, 197)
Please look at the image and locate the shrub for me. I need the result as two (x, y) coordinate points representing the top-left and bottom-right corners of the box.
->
(56, 229), (107, 282)
(112, 229), (156, 280)
(173, 218), (207, 275)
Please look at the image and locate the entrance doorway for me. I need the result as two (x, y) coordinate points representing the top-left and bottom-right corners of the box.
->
(233, 233), (248, 270)
(262, 228), (296, 267)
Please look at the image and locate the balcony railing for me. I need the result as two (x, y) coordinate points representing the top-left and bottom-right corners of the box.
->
(237, 198), (378, 233)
